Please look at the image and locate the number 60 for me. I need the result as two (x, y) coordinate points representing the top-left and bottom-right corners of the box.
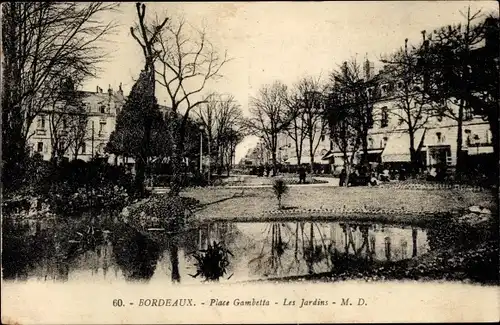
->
(113, 299), (124, 307)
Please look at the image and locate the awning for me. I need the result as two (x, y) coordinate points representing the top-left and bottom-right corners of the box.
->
(467, 146), (494, 155)
(381, 129), (425, 163)
(321, 151), (335, 160)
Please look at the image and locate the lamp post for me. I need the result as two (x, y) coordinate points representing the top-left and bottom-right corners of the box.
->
(199, 125), (204, 175)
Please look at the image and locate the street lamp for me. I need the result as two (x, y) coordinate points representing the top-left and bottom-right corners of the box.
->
(199, 125), (204, 174)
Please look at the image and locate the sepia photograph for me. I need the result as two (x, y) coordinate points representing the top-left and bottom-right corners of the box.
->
(2, 1), (499, 324)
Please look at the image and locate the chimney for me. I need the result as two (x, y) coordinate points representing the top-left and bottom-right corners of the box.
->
(108, 84), (113, 96)
(117, 82), (124, 97)
(364, 58), (372, 80)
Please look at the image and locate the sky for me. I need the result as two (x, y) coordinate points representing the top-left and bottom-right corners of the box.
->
(84, 1), (498, 163)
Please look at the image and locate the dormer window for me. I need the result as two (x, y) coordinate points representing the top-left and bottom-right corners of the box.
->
(381, 85), (388, 96)
(366, 87), (374, 98)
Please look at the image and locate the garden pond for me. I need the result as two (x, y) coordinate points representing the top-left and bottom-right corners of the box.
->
(3, 213), (497, 285)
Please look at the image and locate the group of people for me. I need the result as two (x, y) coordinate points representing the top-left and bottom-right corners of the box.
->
(255, 164), (272, 177)
(338, 164), (408, 187)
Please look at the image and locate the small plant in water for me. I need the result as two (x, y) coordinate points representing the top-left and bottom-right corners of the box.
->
(190, 241), (233, 281)
(272, 179), (289, 209)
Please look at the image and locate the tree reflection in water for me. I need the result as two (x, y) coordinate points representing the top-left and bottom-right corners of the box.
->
(112, 224), (161, 282)
(3, 217), (102, 282)
(248, 223), (292, 277)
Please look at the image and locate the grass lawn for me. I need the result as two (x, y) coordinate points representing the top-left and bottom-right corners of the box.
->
(180, 186), (497, 225)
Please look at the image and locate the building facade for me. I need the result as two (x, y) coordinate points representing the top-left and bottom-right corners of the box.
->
(27, 85), (126, 163)
(27, 83), (178, 166)
(322, 63), (493, 173)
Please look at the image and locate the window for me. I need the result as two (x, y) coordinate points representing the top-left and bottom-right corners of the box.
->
(464, 129), (471, 146)
(37, 115), (46, 129)
(98, 122), (105, 136)
(100, 105), (106, 114)
(381, 107), (389, 128)
(81, 142), (86, 154)
(37, 142), (43, 152)
(464, 106), (473, 120)
(320, 134), (325, 142)
(436, 132), (442, 143)
(383, 136), (388, 147)
(368, 137), (374, 149)
(397, 81), (403, 90)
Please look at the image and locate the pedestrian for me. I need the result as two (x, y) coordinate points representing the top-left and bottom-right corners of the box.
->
(339, 168), (346, 186)
(265, 164), (271, 177)
(298, 165), (306, 184)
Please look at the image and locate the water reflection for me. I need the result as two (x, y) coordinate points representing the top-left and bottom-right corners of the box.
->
(3, 218), (430, 284)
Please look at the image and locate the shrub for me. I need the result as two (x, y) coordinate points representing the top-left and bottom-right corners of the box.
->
(5, 157), (136, 216)
(272, 179), (289, 209)
(190, 241), (233, 281)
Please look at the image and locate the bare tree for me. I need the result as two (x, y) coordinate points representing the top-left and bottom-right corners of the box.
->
(193, 93), (218, 176)
(324, 89), (362, 186)
(69, 113), (89, 161)
(214, 94), (243, 174)
(220, 128), (244, 176)
(382, 40), (432, 173)
(47, 78), (87, 162)
(194, 93), (243, 176)
(245, 81), (296, 176)
(155, 16), (230, 195)
(330, 59), (380, 167)
(127, 2), (169, 194)
(284, 84), (308, 166)
(2, 2), (118, 189)
(421, 7), (491, 178)
(295, 76), (327, 172)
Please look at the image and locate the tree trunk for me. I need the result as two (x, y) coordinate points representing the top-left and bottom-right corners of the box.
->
(361, 133), (369, 166)
(343, 153), (351, 187)
(295, 145), (302, 166)
(169, 244), (180, 283)
(412, 228), (418, 258)
(309, 137), (314, 173)
(455, 99), (465, 180)
(294, 223), (299, 259)
(408, 130), (418, 175)
(134, 157), (146, 195)
(271, 150), (278, 176)
(170, 145), (183, 196)
(488, 107), (499, 179)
